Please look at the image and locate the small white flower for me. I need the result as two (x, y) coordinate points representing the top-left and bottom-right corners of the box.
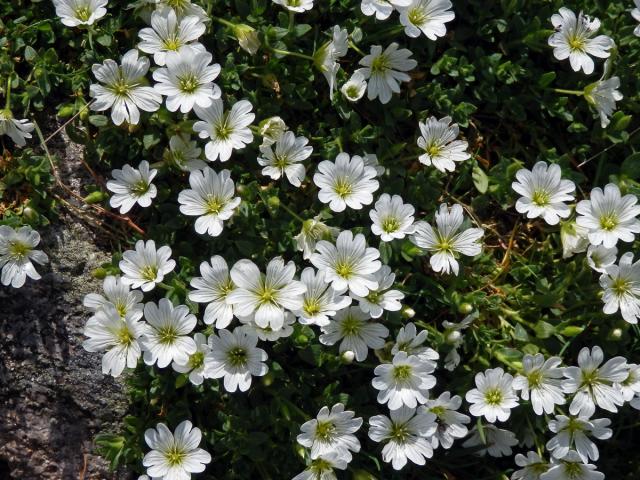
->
(171, 332), (212, 385)
(370, 194), (415, 242)
(83, 275), (144, 318)
(310, 230), (381, 297)
(314, 25), (349, 99)
(140, 299), (197, 368)
(512, 451), (550, 480)
(119, 240), (176, 292)
(297, 403), (363, 461)
(90, 49), (162, 126)
(153, 48), (221, 113)
(0, 225), (48, 288)
(143, 420), (211, 479)
(465, 367), (519, 422)
(193, 99), (255, 162)
(587, 244), (617, 273)
(360, 0), (394, 20)
(107, 160), (158, 214)
(584, 76), (623, 128)
(350, 265), (404, 318)
(417, 116), (470, 173)
(511, 161), (575, 225)
(373, 351), (436, 410)
(188, 255), (236, 328)
(462, 424), (518, 457)
(259, 116), (288, 147)
(357, 43), (417, 104)
(599, 252), (640, 324)
(151, 0), (207, 21)
(226, 257), (306, 331)
(618, 363), (640, 402)
(272, 0), (314, 13)
(368, 406), (438, 470)
(292, 453), (347, 480)
(422, 391), (470, 449)
(205, 328), (268, 392)
(634, 1), (640, 37)
(238, 311), (296, 341)
(411, 203), (484, 275)
(138, 8), (206, 66)
(562, 345), (628, 417)
(314, 153), (379, 212)
(165, 133), (206, 171)
(363, 152), (385, 177)
(178, 168), (241, 237)
(294, 267), (352, 327)
(548, 8), (614, 75)
(0, 109), (34, 147)
(576, 183), (640, 248)
(540, 451), (604, 480)
(513, 354), (566, 415)
(340, 71), (367, 102)
(398, 0), (455, 40)
(546, 414), (612, 463)
(53, 0), (107, 27)
(319, 306), (388, 361)
(295, 216), (340, 261)
(391, 322), (439, 363)
(561, 220), (589, 258)
(258, 130), (312, 187)
(82, 305), (146, 377)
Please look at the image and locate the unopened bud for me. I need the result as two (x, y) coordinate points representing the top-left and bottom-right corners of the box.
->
(401, 306), (415, 319)
(458, 303), (473, 314)
(341, 350), (355, 364)
(267, 196), (280, 208)
(233, 24), (260, 55)
(446, 330), (462, 344)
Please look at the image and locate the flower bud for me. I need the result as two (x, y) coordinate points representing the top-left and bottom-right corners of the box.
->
(259, 116), (287, 146)
(233, 23), (260, 55)
(458, 302), (473, 314)
(401, 306), (415, 319)
(609, 328), (623, 341)
(267, 195), (280, 209)
(446, 330), (462, 344)
(340, 350), (355, 364)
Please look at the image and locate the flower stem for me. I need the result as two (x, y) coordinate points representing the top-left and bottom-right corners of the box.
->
(551, 88), (584, 96)
(348, 41), (365, 56)
(279, 202), (304, 222)
(5, 75), (11, 110)
(212, 16), (237, 29)
(268, 46), (314, 61)
(287, 11), (295, 32)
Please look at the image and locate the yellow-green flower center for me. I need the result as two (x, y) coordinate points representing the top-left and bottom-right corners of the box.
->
(393, 364), (413, 381)
(165, 446), (186, 467)
(532, 189), (551, 207)
(141, 265), (158, 282)
(335, 260), (354, 279)
(425, 143), (442, 157)
(611, 278), (631, 296)
(8, 240), (30, 259)
(163, 35), (182, 52)
(408, 7), (428, 26)
(74, 6), (92, 21)
(114, 300), (128, 317)
(314, 421), (336, 441)
(189, 350), (205, 369)
(527, 370), (543, 388)
(390, 423), (410, 443)
(333, 177), (353, 198)
(303, 298), (321, 316)
(227, 347), (247, 366)
(568, 35), (586, 52)
(370, 54), (390, 74)
(131, 179), (150, 196)
(340, 314), (362, 336)
(158, 326), (178, 344)
(116, 326), (134, 346)
(484, 388), (503, 406)
(599, 213), (618, 231)
(381, 216), (400, 233)
(205, 195), (224, 215)
(178, 74), (200, 94)
(214, 114), (233, 140)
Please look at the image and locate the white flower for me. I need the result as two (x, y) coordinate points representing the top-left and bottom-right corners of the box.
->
(511, 161), (575, 225)
(576, 183), (640, 248)
(53, 0), (107, 27)
(561, 220), (589, 258)
(188, 255), (236, 328)
(178, 168), (241, 237)
(512, 451), (550, 480)
(634, 1), (640, 37)
(398, 0), (455, 40)
(314, 153), (379, 212)
(562, 345), (628, 417)
(107, 160), (158, 214)
(90, 49), (162, 126)
(314, 26), (349, 99)
(140, 299), (197, 368)
(0, 225), (48, 288)
(310, 230), (381, 297)
(411, 203), (484, 275)
(119, 240), (176, 292)
(373, 351), (436, 410)
(599, 252), (640, 324)
(259, 116), (288, 147)
(138, 8), (206, 66)
(369, 194), (415, 242)
(297, 403), (362, 461)
(586, 244), (617, 273)
(340, 71), (367, 102)
(540, 451), (604, 480)
(360, 0), (394, 20)
(618, 363), (640, 402)
(205, 328), (268, 392)
(151, 0), (207, 21)
(193, 99), (254, 162)
(0, 109), (34, 147)
(83, 275), (144, 318)
(272, 0), (314, 13)
(153, 48), (221, 113)
(546, 414), (612, 463)
(350, 265), (404, 318)
(368, 406), (437, 470)
(319, 306), (388, 361)
(391, 322), (439, 363)
(548, 8), (614, 75)
(82, 305), (146, 377)
(417, 116), (470, 173)
(171, 332), (212, 385)
(165, 133), (206, 171)
(226, 257), (306, 331)
(143, 420), (211, 479)
(258, 130), (312, 187)
(584, 76), (623, 128)
(295, 216), (340, 261)
(422, 392), (470, 449)
(238, 311), (296, 342)
(513, 354), (566, 415)
(292, 453), (347, 480)
(357, 43), (417, 104)
(462, 425), (518, 457)
(294, 267), (351, 327)
(465, 367), (519, 422)
(363, 152), (385, 177)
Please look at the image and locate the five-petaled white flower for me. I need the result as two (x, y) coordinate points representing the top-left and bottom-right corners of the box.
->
(107, 160), (158, 214)
(561, 220), (589, 258)
(417, 116), (470, 173)
(165, 133), (206, 172)
(465, 367), (519, 423)
(193, 99), (255, 162)
(391, 322), (439, 363)
(272, 0), (314, 13)
(340, 71), (367, 102)
(511, 161), (576, 225)
(0, 109), (34, 147)
(238, 311), (296, 342)
(599, 252), (640, 324)
(584, 76), (623, 128)
(188, 255), (236, 328)
(143, 420), (211, 479)
(53, 0), (107, 27)
(90, 49), (162, 126)
(586, 244), (617, 274)
(357, 43), (417, 104)
(462, 424), (518, 457)
(178, 167), (241, 237)
(297, 403), (363, 461)
(313, 25), (349, 99)
(83, 275), (144, 318)
(350, 265), (404, 318)
(294, 267), (352, 327)
(411, 203), (484, 275)
(292, 452), (347, 480)
(0, 225), (49, 288)
(422, 391), (470, 449)
(513, 354), (566, 415)
(370, 194), (416, 242)
(512, 451), (550, 480)
(119, 240), (176, 292)
(258, 130), (313, 187)
(171, 332), (213, 386)
(576, 183), (640, 248)
(634, 1), (640, 38)
(373, 351), (436, 410)
(540, 450), (604, 480)
(548, 7), (614, 75)
(398, 0), (455, 40)
(295, 216), (340, 261)
(546, 414), (612, 463)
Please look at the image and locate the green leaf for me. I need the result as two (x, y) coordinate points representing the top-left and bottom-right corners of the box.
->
(472, 162), (489, 193)
(89, 115), (109, 127)
(24, 45), (37, 61)
(534, 320), (555, 339)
